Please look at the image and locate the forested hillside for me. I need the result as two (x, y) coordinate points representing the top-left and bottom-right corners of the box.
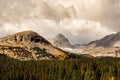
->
(0, 54), (120, 80)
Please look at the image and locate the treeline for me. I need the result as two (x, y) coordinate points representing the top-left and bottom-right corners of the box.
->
(0, 54), (120, 80)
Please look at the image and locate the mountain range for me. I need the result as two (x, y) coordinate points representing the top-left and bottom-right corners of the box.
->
(0, 30), (120, 60)
(50, 32), (120, 57)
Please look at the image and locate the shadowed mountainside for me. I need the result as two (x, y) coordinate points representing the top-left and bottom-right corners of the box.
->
(87, 32), (120, 47)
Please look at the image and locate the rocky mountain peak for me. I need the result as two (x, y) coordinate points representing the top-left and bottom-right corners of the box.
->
(56, 34), (69, 41)
(49, 34), (73, 48)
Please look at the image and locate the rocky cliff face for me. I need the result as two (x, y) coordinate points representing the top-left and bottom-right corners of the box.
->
(49, 34), (74, 48)
(0, 30), (68, 60)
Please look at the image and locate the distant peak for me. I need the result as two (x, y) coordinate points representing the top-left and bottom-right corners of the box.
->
(116, 31), (120, 35)
(56, 34), (65, 38)
(57, 33), (64, 36)
(50, 33), (74, 48)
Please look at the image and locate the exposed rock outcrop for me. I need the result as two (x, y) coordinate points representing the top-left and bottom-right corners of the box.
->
(49, 34), (74, 48)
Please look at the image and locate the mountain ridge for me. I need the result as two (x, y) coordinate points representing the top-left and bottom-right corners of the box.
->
(49, 32), (120, 58)
(87, 32), (120, 47)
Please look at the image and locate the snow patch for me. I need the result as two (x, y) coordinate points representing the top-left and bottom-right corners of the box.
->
(60, 47), (82, 54)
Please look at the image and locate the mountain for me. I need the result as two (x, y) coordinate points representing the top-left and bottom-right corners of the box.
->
(87, 32), (120, 47)
(0, 30), (68, 60)
(48, 32), (120, 58)
(49, 34), (74, 48)
(49, 34), (83, 54)
(78, 32), (120, 57)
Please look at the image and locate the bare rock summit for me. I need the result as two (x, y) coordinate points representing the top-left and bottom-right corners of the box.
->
(49, 34), (74, 48)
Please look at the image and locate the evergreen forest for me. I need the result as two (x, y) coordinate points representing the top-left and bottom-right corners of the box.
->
(0, 54), (120, 80)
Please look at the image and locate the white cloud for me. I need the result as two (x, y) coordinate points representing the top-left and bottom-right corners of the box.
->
(0, 0), (119, 44)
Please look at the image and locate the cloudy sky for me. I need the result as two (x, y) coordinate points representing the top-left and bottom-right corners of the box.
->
(0, 0), (120, 44)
